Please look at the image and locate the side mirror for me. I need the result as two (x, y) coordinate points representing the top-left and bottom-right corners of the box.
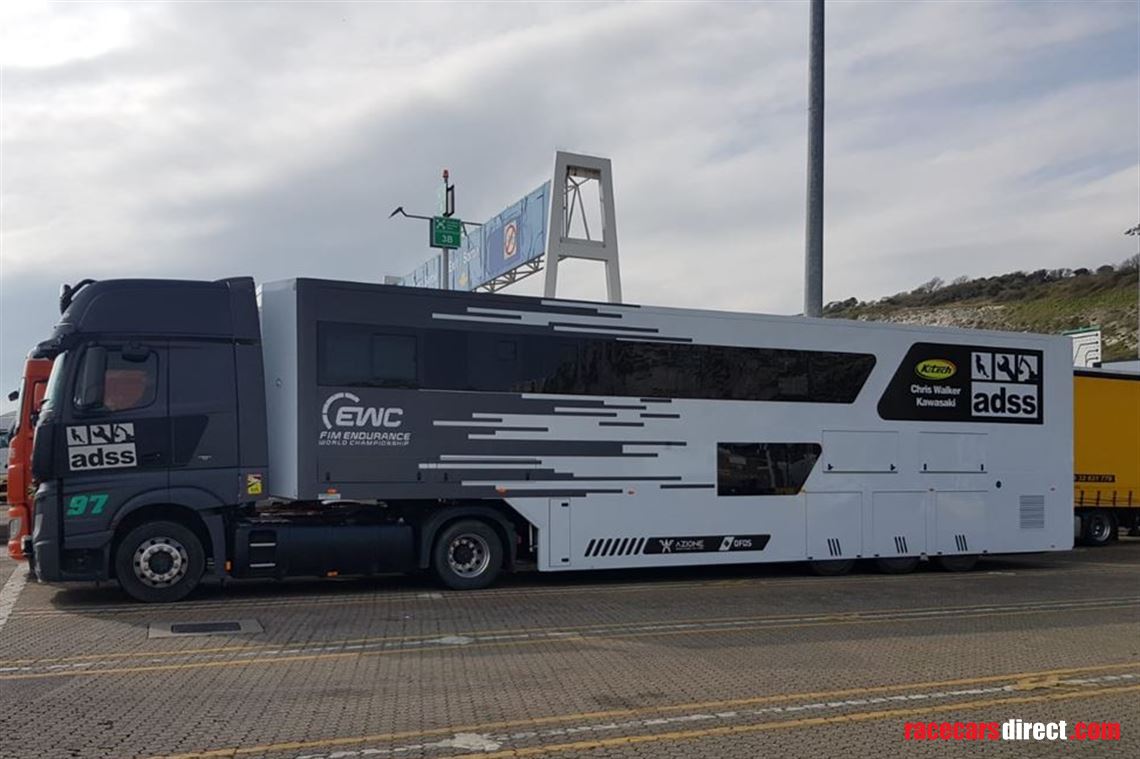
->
(7, 389), (17, 402)
(31, 422), (56, 482)
(75, 346), (108, 411)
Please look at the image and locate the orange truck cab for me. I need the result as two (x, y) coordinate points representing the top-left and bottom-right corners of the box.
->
(6, 357), (53, 560)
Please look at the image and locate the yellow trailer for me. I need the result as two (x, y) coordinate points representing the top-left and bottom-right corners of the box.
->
(1074, 369), (1140, 545)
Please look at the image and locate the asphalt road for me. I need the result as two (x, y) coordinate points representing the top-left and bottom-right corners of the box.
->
(1, 543), (1138, 759)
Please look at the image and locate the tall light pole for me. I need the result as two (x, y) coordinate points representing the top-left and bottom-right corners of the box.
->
(804, 0), (825, 317)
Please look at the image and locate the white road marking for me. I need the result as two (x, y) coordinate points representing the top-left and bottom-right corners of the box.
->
(434, 734), (501, 751)
(0, 563), (29, 634)
(298, 733), (502, 759)
(424, 635), (474, 646)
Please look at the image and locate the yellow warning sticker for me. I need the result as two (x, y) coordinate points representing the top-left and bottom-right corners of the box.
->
(246, 474), (263, 495)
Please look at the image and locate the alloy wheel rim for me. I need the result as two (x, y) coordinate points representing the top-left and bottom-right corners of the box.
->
(133, 537), (189, 587)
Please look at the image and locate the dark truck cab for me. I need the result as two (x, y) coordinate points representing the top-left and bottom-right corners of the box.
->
(30, 278), (271, 599)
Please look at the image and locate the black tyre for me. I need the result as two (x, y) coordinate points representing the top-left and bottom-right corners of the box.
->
(808, 558), (855, 576)
(1080, 510), (1117, 547)
(875, 556), (920, 574)
(935, 554), (978, 572)
(431, 519), (503, 590)
(114, 520), (205, 603)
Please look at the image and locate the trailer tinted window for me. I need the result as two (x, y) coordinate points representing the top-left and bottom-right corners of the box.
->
(442, 334), (874, 402)
(318, 322), (874, 402)
(371, 335), (417, 385)
(318, 324), (418, 388)
(717, 443), (822, 496)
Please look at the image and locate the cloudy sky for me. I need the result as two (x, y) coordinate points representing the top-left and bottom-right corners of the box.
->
(1, 1), (1137, 410)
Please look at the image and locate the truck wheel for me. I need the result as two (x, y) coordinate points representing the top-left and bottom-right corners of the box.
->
(875, 556), (920, 574)
(114, 521), (205, 603)
(808, 559), (855, 576)
(935, 554), (978, 572)
(431, 519), (503, 590)
(1080, 510), (1117, 547)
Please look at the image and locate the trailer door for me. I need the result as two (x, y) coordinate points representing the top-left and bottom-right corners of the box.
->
(547, 498), (572, 568)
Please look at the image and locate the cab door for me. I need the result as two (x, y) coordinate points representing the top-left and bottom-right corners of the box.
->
(59, 342), (170, 545)
(167, 341), (240, 501)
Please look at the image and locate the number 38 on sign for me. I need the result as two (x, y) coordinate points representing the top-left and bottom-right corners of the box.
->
(430, 216), (462, 249)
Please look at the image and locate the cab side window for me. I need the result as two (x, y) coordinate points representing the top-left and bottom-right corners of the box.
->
(75, 349), (158, 413)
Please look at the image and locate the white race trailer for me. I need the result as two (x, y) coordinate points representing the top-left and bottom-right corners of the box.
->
(264, 279), (1073, 577)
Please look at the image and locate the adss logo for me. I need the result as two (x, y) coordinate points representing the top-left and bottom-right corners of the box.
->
(67, 423), (137, 471)
(915, 359), (956, 380)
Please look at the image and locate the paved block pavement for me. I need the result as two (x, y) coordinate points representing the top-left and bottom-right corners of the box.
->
(0, 542), (1137, 758)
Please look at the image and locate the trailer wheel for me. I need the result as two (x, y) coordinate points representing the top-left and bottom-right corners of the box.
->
(114, 520), (205, 603)
(1080, 510), (1117, 547)
(935, 554), (978, 572)
(808, 559), (855, 576)
(875, 556), (920, 574)
(431, 519), (503, 590)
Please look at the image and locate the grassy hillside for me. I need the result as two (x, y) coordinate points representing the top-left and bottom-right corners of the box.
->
(823, 256), (1139, 361)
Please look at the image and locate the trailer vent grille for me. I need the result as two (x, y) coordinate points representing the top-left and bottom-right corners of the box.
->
(954, 534), (969, 552)
(584, 537), (646, 557)
(1019, 495), (1046, 529)
(893, 536), (909, 554)
(826, 538), (842, 557)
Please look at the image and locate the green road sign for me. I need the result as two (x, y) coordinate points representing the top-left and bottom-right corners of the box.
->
(430, 216), (463, 249)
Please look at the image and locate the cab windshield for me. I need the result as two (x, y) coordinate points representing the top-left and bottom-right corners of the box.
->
(38, 351), (69, 420)
(10, 378), (26, 434)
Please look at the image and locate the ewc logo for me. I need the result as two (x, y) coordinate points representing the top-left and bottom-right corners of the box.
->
(321, 392), (404, 430)
(319, 393), (410, 447)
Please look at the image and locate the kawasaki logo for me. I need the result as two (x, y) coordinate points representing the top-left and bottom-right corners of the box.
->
(915, 359), (956, 380)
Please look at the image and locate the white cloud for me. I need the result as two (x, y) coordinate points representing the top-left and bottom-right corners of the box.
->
(0, 2), (134, 69)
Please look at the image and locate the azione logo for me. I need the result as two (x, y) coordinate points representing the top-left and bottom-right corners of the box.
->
(915, 359), (957, 380)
